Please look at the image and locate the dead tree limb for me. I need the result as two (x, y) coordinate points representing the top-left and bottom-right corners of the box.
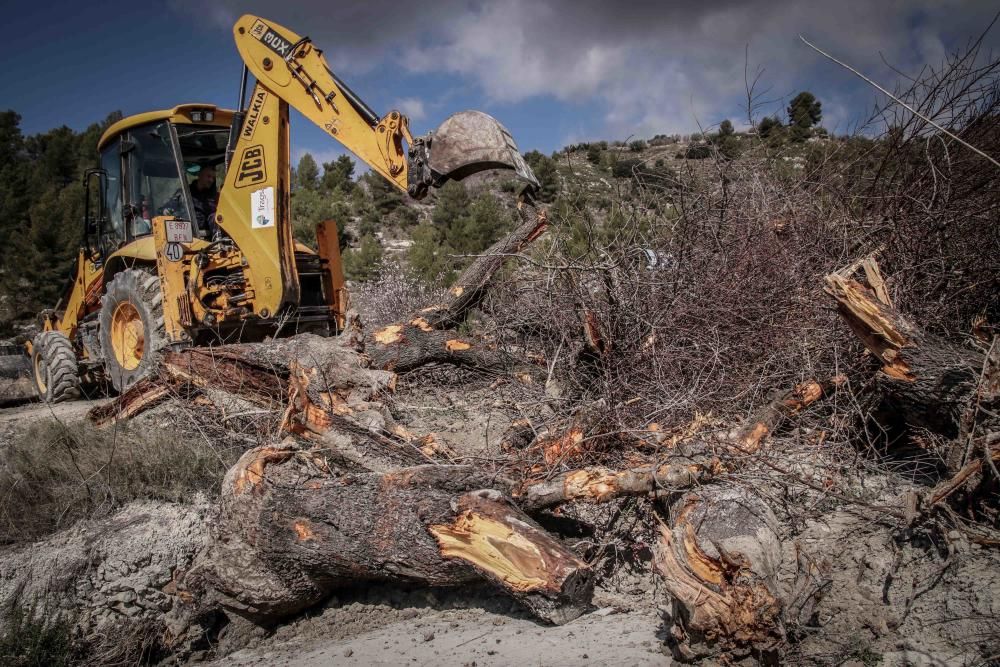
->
(365, 197), (547, 370)
(511, 378), (836, 508)
(423, 197), (548, 329)
(515, 458), (720, 511)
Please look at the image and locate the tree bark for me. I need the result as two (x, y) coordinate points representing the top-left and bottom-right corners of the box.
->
(189, 446), (593, 626)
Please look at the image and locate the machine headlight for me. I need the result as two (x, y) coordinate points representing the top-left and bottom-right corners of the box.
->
(204, 110), (214, 122)
(191, 111), (203, 122)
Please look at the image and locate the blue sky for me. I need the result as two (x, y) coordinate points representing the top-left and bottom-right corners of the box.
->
(3, 0), (998, 169)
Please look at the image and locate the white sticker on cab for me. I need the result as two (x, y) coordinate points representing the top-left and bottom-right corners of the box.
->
(165, 218), (193, 243)
(251, 186), (275, 229)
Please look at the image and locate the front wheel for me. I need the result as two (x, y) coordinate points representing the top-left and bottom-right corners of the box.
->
(31, 331), (81, 403)
(99, 269), (166, 392)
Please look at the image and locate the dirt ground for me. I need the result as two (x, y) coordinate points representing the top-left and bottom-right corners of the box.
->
(211, 579), (668, 667)
(2, 371), (998, 666)
(0, 395), (108, 445)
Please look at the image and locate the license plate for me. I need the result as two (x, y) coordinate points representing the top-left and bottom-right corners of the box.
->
(165, 219), (193, 243)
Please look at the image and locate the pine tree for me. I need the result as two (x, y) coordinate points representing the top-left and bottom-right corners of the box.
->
(523, 150), (559, 203)
(320, 155), (355, 193)
(361, 171), (403, 215)
(342, 234), (383, 281)
(787, 92), (822, 142)
(408, 219), (452, 284)
(296, 153), (319, 191)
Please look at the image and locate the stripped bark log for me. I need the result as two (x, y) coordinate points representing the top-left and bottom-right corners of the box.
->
(726, 379), (837, 454)
(515, 457), (720, 511)
(188, 446), (593, 626)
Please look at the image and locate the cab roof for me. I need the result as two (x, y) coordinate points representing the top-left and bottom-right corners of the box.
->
(97, 104), (235, 151)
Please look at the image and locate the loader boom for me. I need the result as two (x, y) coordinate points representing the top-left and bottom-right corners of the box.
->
(233, 15), (411, 191)
(221, 14), (539, 318)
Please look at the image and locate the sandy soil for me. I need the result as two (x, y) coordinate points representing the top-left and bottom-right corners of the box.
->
(211, 575), (669, 667)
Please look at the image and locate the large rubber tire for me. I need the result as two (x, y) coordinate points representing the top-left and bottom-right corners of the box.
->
(31, 331), (81, 403)
(99, 269), (165, 392)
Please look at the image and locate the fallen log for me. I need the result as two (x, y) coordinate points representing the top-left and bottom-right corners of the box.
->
(189, 445), (593, 626)
(365, 196), (548, 370)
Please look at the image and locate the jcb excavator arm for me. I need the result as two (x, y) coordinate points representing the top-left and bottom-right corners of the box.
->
(218, 14), (539, 319)
(231, 15), (537, 197)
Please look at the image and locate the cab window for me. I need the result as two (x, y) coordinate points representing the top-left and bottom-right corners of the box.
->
(125, 122), (192, 238)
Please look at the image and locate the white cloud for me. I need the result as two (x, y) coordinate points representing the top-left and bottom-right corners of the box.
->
(392, 97), (427, 122)
(173, 0), (1000, 137)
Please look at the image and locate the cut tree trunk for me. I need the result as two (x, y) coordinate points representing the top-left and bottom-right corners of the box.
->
(188, 445), (593, 626)
(654, 487), (785, 661)
(825, 273), (985, 439)
(83, 310), (600, 627)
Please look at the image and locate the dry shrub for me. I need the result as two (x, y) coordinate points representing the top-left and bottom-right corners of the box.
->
(487, 159), (862, 441)
(0, 414), (244, 544)
(484, 40), (1000, 469)
(350, 260), (448, 329)
(804, 36), (1000, 335)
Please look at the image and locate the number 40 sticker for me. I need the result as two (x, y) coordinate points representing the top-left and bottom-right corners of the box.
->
(164, 242), (184, 263)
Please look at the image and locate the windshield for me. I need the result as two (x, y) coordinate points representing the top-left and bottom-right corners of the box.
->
(127, 122), (191, 237)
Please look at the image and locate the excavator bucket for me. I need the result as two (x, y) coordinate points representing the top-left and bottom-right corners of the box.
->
(428, 111), (539, 187)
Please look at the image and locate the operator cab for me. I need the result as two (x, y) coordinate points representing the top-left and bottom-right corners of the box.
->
(86, 105), (234, 261)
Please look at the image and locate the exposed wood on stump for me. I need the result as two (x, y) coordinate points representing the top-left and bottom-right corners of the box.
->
(189, 446), (593, 626)
(827, 268), (998, 515)
(429, 489), (593, 625)
(654, 488), (785, 661)
(825, 273), (984, 439)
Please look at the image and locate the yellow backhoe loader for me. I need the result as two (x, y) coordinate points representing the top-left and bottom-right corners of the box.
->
(24, 15), (537, 403)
